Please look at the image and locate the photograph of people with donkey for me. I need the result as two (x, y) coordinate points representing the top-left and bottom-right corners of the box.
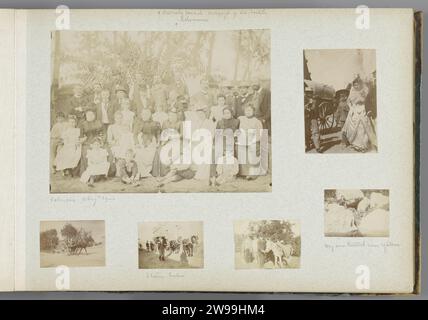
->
(39, 220), (105, 268)
(138, 221), (203, 269)
(234, 220), (301, 269)
(304, 49), (377, 153)
(50, 30), (271, 193)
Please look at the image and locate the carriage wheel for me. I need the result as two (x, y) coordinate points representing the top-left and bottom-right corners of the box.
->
(318, 102), (335, 132)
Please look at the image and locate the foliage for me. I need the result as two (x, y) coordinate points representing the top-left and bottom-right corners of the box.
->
(40, 229), (59, 251)
(60, 223), (78, 240)
(247, 220), (300, 256)
(55, 30), (270, 90)
(248, 220), (293, 240)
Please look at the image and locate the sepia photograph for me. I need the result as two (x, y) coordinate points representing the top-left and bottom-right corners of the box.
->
(304, 49), (377, 153)
(324, 189), (389, 237)
(40, 220), (105, 268)
(138, 221), (203, 269)
(50, 30), (271, 193)
(234, 220), (301, 269)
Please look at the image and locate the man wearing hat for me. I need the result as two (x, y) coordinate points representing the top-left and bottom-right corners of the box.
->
(250, 80), (271, 133)
(68, 84), (93, 125)
(235, 81), (253, 118)
(221, 81), (237, 114)
(112, 85), (128, 115)
(190, 78), (215, 116)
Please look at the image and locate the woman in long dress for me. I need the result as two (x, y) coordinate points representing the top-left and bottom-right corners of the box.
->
(342, 77), (376, 152)
(237, 105), (263, 180)
(190, 108), (216, 183)
(107, 111), (134, 159)
(156, 108), (182, 178)
(54, 116), (82, 176)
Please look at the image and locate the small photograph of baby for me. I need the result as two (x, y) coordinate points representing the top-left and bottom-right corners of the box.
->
(324, 189), (389, 237)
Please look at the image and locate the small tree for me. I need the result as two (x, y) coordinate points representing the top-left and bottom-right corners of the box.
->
(248, 220), (300, 256)
(61, 223), (78, 240)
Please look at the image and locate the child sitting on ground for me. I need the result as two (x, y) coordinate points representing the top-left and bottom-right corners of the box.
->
(117, 148), (139, 185)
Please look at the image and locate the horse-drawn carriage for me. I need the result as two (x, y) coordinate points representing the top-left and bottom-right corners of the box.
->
(304, 80), (338, 132)
(61, 230), (94, 256)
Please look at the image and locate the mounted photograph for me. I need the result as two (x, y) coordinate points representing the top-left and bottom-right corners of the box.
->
(50, 30), (271, 193)
(138, 221), (204, 269)
(39, 220), (106, 268)
(234, 219), (301, 269)
(324, 189), (389, 237)
(304, 49), (377, 153)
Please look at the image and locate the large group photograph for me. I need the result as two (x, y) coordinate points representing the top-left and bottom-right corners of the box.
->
(50, 30), (271, 193)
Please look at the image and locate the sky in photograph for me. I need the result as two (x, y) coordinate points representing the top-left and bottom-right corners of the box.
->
(138, 221), (203, 242)
(305, 49), (376, 90)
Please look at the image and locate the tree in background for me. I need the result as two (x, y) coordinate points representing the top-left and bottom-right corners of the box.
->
(54, 30), (270, 91)
(40, 229), (59, 251)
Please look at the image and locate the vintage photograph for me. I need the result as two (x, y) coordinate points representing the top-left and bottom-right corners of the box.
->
(304, 49), (377, 153)
(138, 221), (204, 269)
(40, 220), (105, 267)
(50, 30), (271, 193)
(234, 220), (301, 269)
(324, 189), (389, 237)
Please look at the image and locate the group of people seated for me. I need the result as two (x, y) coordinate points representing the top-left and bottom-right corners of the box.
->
(50, 75), (271, 188)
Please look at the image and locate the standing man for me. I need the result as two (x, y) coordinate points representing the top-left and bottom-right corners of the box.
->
(95, 89), (115, 135)
(190, 78), (215, 116)
(158, 236), (167, 261)
(90, 82), (103, 106)
(251, 80), (271, 134)
(235, 81), (252, 118)
(254, 236), (266, 268)
(222, 81), (237, 114)
(111, 85), (128, 115)
(68, 84), (92, 125)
